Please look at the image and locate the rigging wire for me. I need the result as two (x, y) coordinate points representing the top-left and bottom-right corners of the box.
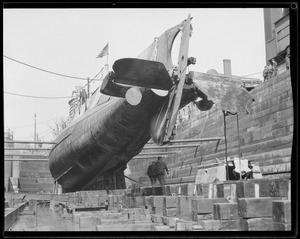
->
(6, 112), (69, 129)
(3, 55), (103, 81)
(4, 91), (72, 99)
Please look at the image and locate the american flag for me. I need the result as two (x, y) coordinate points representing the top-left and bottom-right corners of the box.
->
(96, 43), (109, 58)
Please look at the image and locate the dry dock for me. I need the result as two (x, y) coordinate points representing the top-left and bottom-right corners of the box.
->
(5, 178), (292, 232)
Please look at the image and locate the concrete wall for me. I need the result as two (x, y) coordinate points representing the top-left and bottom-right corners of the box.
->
(126, 70), (293, 187)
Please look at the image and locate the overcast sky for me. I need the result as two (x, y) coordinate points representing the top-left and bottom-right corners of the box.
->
(3, 8), (266, 141)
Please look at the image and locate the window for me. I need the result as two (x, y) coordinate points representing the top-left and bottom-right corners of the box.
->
(277, 26), (289, 41)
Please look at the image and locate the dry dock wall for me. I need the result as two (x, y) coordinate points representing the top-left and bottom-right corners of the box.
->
(126, 70), (293, 187)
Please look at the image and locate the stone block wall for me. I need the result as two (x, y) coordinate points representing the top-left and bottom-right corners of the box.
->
(126, 71), (293, 187)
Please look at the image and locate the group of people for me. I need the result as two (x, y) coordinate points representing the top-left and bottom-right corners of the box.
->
(147, 157), (169, 187)
(263, 54), (290, 81)
(263, 59), (278, 81)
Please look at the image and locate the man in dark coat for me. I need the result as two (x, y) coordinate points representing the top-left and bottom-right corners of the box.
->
(147, 161), (157, 185)
(155, 157), (169, 186)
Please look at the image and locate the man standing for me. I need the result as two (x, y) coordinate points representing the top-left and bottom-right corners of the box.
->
(147, 161), (157, 185)
(156, 157), (169, 187)
(271, 59), (278, 77)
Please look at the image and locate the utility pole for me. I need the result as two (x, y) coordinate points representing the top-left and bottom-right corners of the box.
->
(87, 77), (90, 98)
(34, 113), (36, 148)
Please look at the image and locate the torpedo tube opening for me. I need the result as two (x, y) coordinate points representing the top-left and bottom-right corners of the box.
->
(125, 87), (142, 106)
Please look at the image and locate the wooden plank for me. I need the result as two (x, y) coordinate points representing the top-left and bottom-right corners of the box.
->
(148, 196), (164, 207)
(241, 217), (274, 231)
(163, 208), (177, 217)
(238, 197), (282, 218)
(273, 222), (291, 231)
(191, 198), (228, 214)
(163, 196), (177, 208)
(272, 200), (291, 223)
(214, 203), (240, 220)
(198, 219), (221, 230)
(177, 196), (196, 221)
(220, 219), (244, 231)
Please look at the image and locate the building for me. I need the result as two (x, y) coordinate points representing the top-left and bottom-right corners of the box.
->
(4, 129), (54, 193)
(264, 8), (290, 73)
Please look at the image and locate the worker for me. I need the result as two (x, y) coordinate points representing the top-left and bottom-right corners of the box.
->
(155, 157), (169, 187)
(285, 54), (290, 70)
(263, 66), (268, 81)
(147, 161), (157, 185)
(271, 59), (278, 77)
(104, 199), (109, 211)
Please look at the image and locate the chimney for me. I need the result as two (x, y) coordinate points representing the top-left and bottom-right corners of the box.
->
(223, 59), (232, 76)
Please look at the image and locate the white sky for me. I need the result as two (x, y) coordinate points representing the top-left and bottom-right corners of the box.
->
(3, 8), (266, 141)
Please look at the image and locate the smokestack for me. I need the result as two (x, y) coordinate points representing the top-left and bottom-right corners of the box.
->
(223, 59), (232, 76)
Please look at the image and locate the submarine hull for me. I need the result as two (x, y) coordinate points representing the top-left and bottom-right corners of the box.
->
(49, 88), (166, 192)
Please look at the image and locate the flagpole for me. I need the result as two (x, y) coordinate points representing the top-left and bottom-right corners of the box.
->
(106, 53), (109, 71)
(106, 42), (109, 72)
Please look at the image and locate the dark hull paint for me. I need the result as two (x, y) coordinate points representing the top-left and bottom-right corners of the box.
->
(49, 88), (169, 192)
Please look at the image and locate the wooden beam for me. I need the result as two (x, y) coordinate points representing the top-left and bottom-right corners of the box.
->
(4, 140), (56, 144)
(133, 155), (170, 159)
(138, 151), (180, 155)
(4, 158), (48, 161)
(4, 154), (48, 158)
(143, 144), (200, 149)
(4, 148), (51, 150)
(146, 137), (222, 144)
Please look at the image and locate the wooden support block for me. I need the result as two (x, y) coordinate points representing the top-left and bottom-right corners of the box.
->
(243, 180), (255, 198)
(196, 184), (209, 198)
(257, 179), (277, 197)
(213, 184), (218, 198)
(79, 216), (97, 231)
(163, 196), (177, 208)
(163, 208), (177, 217)
(222, 183), (231, 198)
(142, 187), (152, 196)
(191, 198), (228, 214)
(187, 183), (195, 196)
(216, 184), (224, 198)
(241, 217), (274, 231)
(273, 222), (291, 231)
(180, 184), (188, 196)
(154, 206), (164, 216)
(154, 225), (173, 231)
(197, 213), (214, 220)
(151, 214), (163, 223)
(238, 197), (282, 218)
(148, 196), (164, 207)
(198, 219), (221, 230)
(177, 196), (196, 221)
(277, 178), (290, 198)
(272, 200), (291, 223)
(143, 208), (151, 214)
(208, 183), (214, 199)
(235, 181), (245, 198)
(254, 183), (260, 198)
(165, 186), (171, 196)
(162, 216), (178, 227)
(192, 212), (214, 222)
(153, 186), (163, 196)
(29, 199), (37, 212)
(214, 203), (240, 220)
(223, 182), (237, 202)
(176, 220), (196, 231)
(134, 196), (144, 208)
(220, 219), (244, 231)
(144, 196), (152, 207)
